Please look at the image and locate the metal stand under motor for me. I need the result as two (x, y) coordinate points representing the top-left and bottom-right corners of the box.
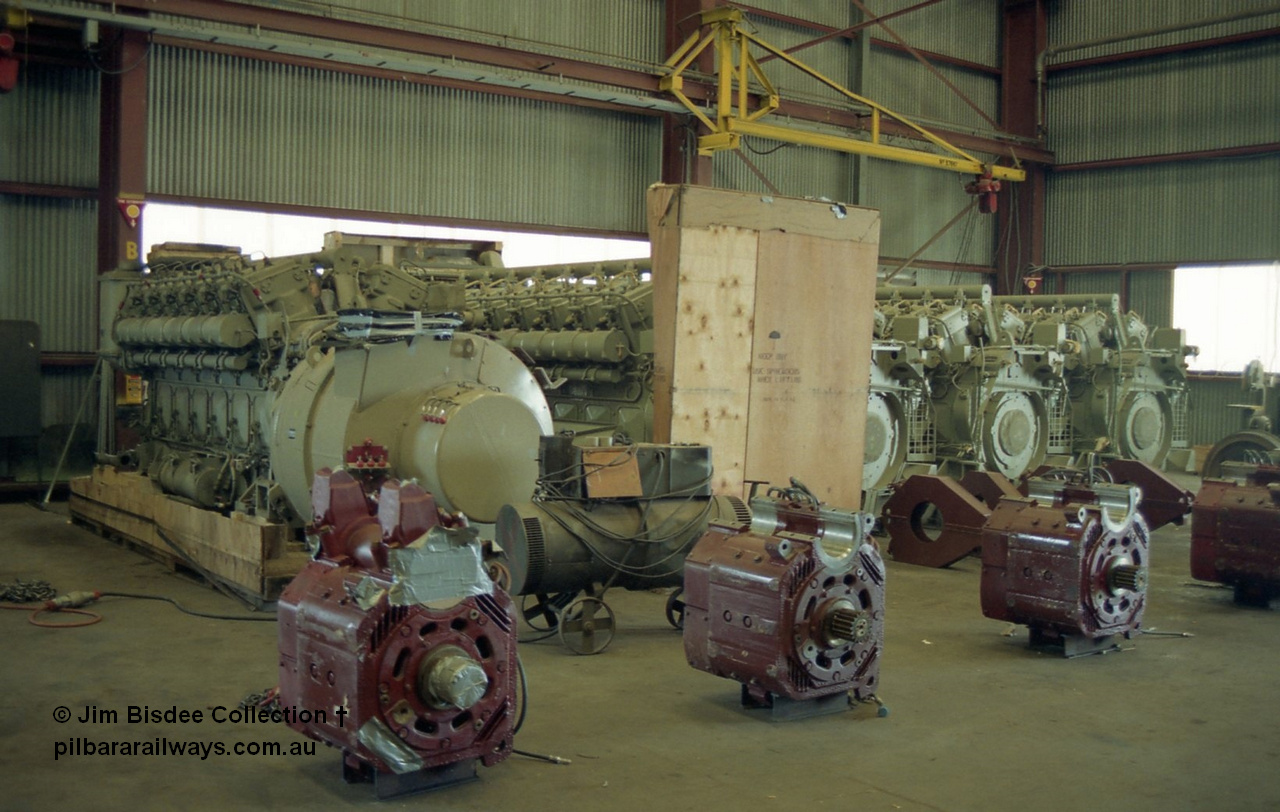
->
(343, 755), (478, 800)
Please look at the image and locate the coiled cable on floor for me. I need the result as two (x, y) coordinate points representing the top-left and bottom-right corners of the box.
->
(0, 578), (275, 627)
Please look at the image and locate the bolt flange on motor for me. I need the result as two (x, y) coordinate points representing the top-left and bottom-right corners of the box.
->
(682, 480), (886, 720)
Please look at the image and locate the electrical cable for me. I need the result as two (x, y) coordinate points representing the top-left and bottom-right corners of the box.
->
(507, 654), (571, 765)
(513, 654), (528, 735)
(0, 579), (102, 626)
(0, 603), (104, 628)
(0, 578), (275, 626)
(742, 136), (791, 156)
(98, 591), (277, 622)
(87, 33), (153, 75)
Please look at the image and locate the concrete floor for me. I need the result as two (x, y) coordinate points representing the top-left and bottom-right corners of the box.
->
(2, 494), (1278, 812)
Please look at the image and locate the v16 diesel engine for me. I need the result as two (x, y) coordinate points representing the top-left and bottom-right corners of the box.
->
(102, 234), (552, 525)
(980, 481), (1150, 657)
(278, 468), (516, 798)
(875, 284), (1061, 479)
(1192, 464), (1280, 607)
(995, 293), (1194, 467)
(460, 260), (653, 443)
(682, 482), (885, 718)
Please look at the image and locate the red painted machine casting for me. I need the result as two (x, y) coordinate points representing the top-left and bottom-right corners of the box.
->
(1192, 465), (1280, 607)
(683, 483), (885, 719)
(980, 486), (1150, 656)
(278, 468), (516, 798)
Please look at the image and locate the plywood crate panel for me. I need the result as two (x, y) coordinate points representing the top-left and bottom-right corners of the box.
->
(648, 184), (881, 509)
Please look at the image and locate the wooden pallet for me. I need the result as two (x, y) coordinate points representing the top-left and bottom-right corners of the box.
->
(69, 466), (310, 602)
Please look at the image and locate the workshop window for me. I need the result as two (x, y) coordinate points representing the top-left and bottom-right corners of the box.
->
(1173, 261), (1280, 373)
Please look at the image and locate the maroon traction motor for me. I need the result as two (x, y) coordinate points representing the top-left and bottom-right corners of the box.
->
(682, 483), (885, 720)
(278, 468), (516, 799)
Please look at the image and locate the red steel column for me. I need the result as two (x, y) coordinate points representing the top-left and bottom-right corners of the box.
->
(97, 28), (148, 274)
(996, 0), (1047, 295)
(662, 0), (714, 185)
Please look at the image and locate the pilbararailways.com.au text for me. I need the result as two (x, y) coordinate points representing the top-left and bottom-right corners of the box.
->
(51, 704), (337, 761)
(55, 737), (317, 760)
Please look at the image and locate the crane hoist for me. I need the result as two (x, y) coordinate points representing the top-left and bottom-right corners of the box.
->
(660, 8), (1025, 212)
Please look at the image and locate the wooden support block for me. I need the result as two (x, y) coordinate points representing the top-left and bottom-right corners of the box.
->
(648, 184), (881, 509)
(69, 467), (308, 601)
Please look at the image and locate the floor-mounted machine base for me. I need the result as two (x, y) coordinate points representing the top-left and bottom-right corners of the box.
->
(343, 756), (478, 800)
(1028, 628), (1124, 659)
(741, 685), (852, 721)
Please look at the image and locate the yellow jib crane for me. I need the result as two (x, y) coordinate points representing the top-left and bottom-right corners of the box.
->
(660, 8), (1026, 190)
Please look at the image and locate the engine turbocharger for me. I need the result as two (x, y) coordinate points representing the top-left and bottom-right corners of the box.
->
(980, 483), (1150, 657)
(277, 468), (516, 798)
(682, 482), (885, 719)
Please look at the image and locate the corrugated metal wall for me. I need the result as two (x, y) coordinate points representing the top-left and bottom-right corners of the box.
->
(0, 63), (98, 186)
(733, 10), (859, 108)
(1049, 2), (1280, 58)
(1129, 269), (1173, 327)
(1046, 155), (1280, 265)
(148, 46), (661, 234)
(0, 62), (101, 433)
(909, 266), (992, 288)
(869, 0), (1001, 66)
(0, 196), (98, 353)
(1044, 14), (1280, 268)
(1186, 376), (1273, 447)
(225, 0), (666, 65)
(865, 160), (995, 264)
(867, 51), (999, 133)
(0, 195), (98, 426)
(711, 145), (855, 203)
(1061, 271), (1122, 296)
(1048, 39), (1280, 165)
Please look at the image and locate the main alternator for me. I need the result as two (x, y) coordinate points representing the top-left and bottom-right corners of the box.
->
(682, 483), (885, 719)
(278, 469), (516, 798)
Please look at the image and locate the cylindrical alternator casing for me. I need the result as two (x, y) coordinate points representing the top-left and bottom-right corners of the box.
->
(497, 495), (750, 595)
(980, 495), (1149, 639)
(270, 334), (553, 524)
(682, 505), (885, 703)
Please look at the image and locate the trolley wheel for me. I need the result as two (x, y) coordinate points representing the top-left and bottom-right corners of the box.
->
(485, 560), (512, 593)
(557, 597), (616, 655)
(520, 592), (578, 631)
(665, 587), (686, 630)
